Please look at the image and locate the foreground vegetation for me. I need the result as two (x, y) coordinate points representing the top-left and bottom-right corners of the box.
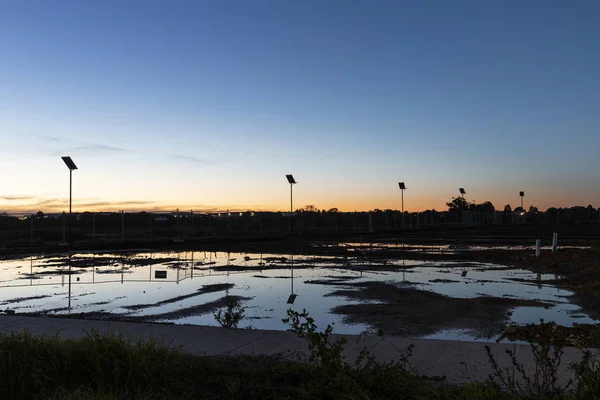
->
(1, 310), (600, 400)
(0, 330), (502, 400)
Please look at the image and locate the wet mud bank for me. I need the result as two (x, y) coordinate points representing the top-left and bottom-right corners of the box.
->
(326, 281), (550, 337)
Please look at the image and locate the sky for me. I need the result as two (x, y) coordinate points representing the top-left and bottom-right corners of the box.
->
(1, 0), (599, 214)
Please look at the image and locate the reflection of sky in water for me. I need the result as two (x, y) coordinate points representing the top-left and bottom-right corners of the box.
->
(0, 251), (596, 341)
(335, 242), (590, 255)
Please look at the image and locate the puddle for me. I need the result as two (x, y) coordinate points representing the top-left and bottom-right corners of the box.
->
(331, 242), (590, 255)
(0, 251), (596, 342)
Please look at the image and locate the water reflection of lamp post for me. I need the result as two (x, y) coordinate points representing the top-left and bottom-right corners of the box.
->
(398, 182), (406, 229)
(287, 254), (297, 304)
(286, 175), (297, 233)
(67, 254), (72, 310)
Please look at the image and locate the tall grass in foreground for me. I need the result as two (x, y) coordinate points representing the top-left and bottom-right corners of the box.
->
(0, 331), (192, 400)
(0, 326), (598, 400)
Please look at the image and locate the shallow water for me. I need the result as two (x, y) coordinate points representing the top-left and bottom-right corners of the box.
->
(335, 242), (590, 255)
(0, 251), (595, 342)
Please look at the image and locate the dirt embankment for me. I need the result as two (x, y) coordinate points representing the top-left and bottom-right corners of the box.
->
(517, 244), (600, 319)
(40, 294), (252, 323)
(507, 321), (600, 347)
(123, 283), (235, 311)
(327, 281), (550, 338)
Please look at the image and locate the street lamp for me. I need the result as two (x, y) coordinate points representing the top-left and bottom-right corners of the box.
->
(459, 188), (467, 224)
(520, 191), (525, 210)
(398, 182), (406, 229)
(285, 174), (297, 233)
(61, 156), (78, 246)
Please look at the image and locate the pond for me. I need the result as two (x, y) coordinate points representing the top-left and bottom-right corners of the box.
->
(0, 250), (595, 342)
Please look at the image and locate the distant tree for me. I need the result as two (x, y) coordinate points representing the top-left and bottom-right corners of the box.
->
(528, 206), (539, 214)
(525, 206), (539, 222)
(446, 197), (469, 211)
(36, 211), (45, 219)
(479, 201), (495, 213)
(297, 205), (319, 212)
(327, 208), (339, 213)
(514, 207), (525, 215)
(503, 204), (512, 214)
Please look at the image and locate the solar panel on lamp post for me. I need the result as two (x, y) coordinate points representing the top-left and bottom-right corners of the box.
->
(398, 182), (406, 229)
(61, 156), (78, 247)
(285, 174), (297, 233)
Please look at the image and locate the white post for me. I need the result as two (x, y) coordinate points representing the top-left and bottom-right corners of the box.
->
(552, 233), (558, 253)
(535, 239), (541, 257)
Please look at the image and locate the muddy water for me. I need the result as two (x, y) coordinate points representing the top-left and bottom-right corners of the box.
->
(0, 251), (595, 342)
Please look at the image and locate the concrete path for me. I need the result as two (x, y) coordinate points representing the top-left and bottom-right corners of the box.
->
(0, 315), (593, 384)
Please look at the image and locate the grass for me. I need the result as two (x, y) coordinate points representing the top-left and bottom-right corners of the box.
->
(0, 330), (598, 400)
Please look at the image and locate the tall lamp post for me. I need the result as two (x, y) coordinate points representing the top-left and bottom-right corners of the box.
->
(61, 156), (78, 247)
(459, 188), (467, 224)
(520, 191), (525, 210)
(398, 182), (406, 228)
(285, 174), (297, 233)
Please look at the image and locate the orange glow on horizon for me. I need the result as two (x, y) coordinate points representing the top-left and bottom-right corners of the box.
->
(1, 194), (596, 215)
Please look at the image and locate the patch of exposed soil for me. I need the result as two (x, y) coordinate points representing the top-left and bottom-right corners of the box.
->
(95, 268), (133, 274)
(27, 295), (251, 323)
(506, 321), (600, 347)
(211, 264), (312, 272)
(304, 279), (358, 286)
(521, 245), (600, 319)
(123, 283), (235, 310)
(329, 281), (551, 338)
(133, 295), (252, 321)
(0, 294), (52, 305)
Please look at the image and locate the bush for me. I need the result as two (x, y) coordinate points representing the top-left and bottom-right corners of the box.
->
(213, 296), (246, 328)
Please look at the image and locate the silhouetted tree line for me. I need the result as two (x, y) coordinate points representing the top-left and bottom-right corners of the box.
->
(0, 203), (599, 246)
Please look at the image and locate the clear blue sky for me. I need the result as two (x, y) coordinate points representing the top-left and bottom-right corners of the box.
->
(1, 0), (599, 213)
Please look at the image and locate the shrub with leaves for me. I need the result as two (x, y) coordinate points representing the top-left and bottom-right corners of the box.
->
(283, 308), (414, 373)
(486, 342), (577, 398)
(214, 297), (246, 329)
(283, 308), (347, 369)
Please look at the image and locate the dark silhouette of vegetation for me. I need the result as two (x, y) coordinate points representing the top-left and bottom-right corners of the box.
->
(1, 203), (600, 248)
(2, 318), (600, 399)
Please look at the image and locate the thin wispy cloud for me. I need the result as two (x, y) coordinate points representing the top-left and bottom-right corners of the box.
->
(59, 144), (126, 155)
(0, 197), (160, 214)
(0, 196), (34, 201)
(1, 196), (266, 214)
(27, 133), (63, 142)
(169, 154), (210, 164)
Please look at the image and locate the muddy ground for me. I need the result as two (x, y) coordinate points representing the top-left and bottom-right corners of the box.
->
(320, 281), (550, 338)
(26, 280), (249, 324)
(123, 283), (235, 311)
(4, 226), (600, 345)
